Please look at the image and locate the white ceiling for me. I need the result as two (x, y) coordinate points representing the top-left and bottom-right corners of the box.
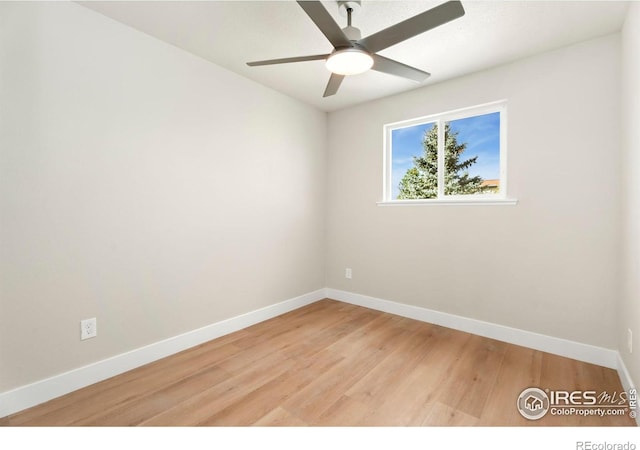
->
(78, 1), (629, 112)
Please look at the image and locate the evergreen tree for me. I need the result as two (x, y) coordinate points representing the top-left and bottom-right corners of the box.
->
(398, 124), (486, 199)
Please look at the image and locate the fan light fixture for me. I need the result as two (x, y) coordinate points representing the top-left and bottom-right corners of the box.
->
(325, 48), (373, 75)
(247, 1), (465, 97)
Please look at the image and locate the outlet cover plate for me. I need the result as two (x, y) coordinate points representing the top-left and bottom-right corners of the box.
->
(81, 318), (97, 340)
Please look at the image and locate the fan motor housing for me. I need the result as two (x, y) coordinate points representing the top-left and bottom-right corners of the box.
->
(342, 25), (362, 41)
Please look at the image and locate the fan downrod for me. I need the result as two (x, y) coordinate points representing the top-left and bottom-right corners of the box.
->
(338, 1), (363, 42)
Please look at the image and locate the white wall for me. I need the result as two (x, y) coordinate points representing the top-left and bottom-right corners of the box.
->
(620, 2), (640, 389)
(0, 2), (326, 392)
(326, 34), (621, 349)
(0, 0), (633, 405)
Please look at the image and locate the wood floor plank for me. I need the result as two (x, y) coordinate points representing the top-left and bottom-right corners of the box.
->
(283, 315), (415, 424)
(76, 365), (231, 426)
(139, 350), (295, 426)
(479, 344), (543, 426)
(9, 341), (244, 426)
(345, 323), (449, 405)
(434, 334), (508, 418)
(422, 401), (479, 426)
(201, 350), (344, 426)
(325, 313), (408, 357)
(353, 325), (472, 426)
(282, 306), (381, 360)
(231, 300), (349, 351)
(4, 299), (635, 427)
(252, 407), (308, 427)
(313, 395), (370, 426)
(538, 353), (587, 426)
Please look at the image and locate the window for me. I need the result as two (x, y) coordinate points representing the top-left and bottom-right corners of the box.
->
(382, 101), (513, 205)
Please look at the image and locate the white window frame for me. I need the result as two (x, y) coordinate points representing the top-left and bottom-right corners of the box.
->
(380, 100), (516, 206)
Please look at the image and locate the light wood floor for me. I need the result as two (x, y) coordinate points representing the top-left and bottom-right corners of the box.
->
(2, 299), (635, 426)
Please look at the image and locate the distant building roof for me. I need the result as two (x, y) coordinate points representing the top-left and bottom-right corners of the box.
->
(481, 179), (500, 188)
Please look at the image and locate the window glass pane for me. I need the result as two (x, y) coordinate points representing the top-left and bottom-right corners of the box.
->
(444, 112), (500, 196)
(391, 122), (437, 200)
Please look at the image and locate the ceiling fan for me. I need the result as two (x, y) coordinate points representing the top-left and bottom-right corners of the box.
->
(247, 0), (465, 98)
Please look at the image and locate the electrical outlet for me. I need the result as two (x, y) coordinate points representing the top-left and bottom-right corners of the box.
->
(345, 268), (352, 279)
(628, 328), (633, 354)
(81, 318), (97, 340)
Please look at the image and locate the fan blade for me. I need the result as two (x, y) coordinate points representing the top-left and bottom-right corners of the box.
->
(323, 73), (345, 97)
(297, 1), (352, 49)
(358, 1), (465, 53)
(371, 54), (430, 83)
(247, 54), (329, 67)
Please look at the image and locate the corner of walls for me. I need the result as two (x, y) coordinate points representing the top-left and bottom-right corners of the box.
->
(325, 32), (622, 352)
(619, 0), (640, 408)
(0, 1), (326, 396)
(327, 288), (638, 425)
(326, 288), (619, 369)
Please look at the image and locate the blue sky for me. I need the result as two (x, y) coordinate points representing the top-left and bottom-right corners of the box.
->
(391, 112), (500, 198)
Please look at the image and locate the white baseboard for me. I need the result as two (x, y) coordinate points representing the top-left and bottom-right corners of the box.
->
(0, 289), (326, 418)
(326, 288), (619, 369)
(328, 289), (640, 426)
(2, 287), (634, 424)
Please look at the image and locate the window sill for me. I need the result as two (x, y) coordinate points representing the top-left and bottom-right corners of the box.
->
(377, 198), (518, 206)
